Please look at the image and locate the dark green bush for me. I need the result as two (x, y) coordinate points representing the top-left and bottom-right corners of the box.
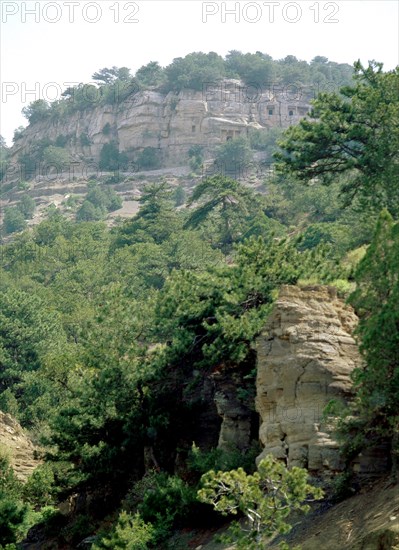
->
(99, 142), (128, 171)
(187, 443), (260, 478)
(123, 472), (197, 542)
(3, 207), (27, 234)
(102, 123), (112, 136)
(55, 134), (69, 148)
(76, 200), (105, 221)
(215, 137), (252, 174)
(136, 147), (162, 170)
(60, 514), (94, 546)
(17, 195), (36, 219)
(0, 453), (28, 546)
(22, 464), (56, 507)
(80, 133), (91, 146)
(0, 496), (28, 546)
(188, 145), (203, 172)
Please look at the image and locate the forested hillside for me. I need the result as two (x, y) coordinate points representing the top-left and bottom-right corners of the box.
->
(0, 59), (398, 549)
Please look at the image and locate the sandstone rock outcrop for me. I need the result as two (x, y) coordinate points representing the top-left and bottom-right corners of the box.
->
(255, 285), (360, 476)
(0, 410), (41, 481)
(10, 80), (313, 171)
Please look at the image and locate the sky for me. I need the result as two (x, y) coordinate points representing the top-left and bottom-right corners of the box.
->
(1, 0), (398, 146)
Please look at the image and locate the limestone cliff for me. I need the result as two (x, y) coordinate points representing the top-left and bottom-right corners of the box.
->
(10, 80), (312, 169)
(255, 285), (360, 476)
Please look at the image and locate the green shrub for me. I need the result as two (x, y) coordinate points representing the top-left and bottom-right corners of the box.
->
(76, 186), (122, 220)
(60, 514), (94, 546)
(22, 100), (51, 124)
(42, 146), (70, 170)
(215, 137), (252, 174)
(138, 473), (196, 524)
(80, 133), (91, 146)
(0, 452), (28, 546)
(17, 181), (30, 191)
(102, 123), (112, 136)
(76, 200), (105, 221)
(136, 147), (162, 171)
(248, 127), (283, 156)
(55, 134), (69, 148)
(17, 195), (36, 219)
(124, 472), (197, 542)
(329, 279), (355, 297)
(188, 145), (203, 172)
(64, 194), (79, 208)
(173, 184), (186, 206)
(99, 142), (128, 171)
(93, 511), (155, 549)
(3, 207), (27, 234)
(18, 153), (37, 178)
(198, 454), (323, 550)
(0, 496), (29, 546)
(331, 471), (355, 502)
(297, 222), (352, 254)
(340, 211), (399, 470)
(136, 61), (165, 88)
(104, 175), (122, 184)
(187, 443), (260, 478)
(13, 126), (25, 142)
(23, 465), (56, 507)
(164, 52), (226, 92)
(0, 390), (19, 418)
(87, 186), (122, 212)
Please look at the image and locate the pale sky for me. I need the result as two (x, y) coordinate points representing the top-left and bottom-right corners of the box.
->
(1, 0), (398, 146)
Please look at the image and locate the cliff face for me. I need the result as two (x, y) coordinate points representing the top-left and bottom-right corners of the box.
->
(255, 285), (360, 476)
(10, 80), (312, 168)
(0, 411), (41, 481)
(212, 365), (257, 453)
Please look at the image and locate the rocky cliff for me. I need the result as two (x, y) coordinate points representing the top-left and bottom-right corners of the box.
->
(255, 285), (360, 477)
(0, 411), (41, 481)
(10, 80), (312, 169)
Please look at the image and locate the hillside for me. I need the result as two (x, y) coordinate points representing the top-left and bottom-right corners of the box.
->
(0, 58), (397, 550)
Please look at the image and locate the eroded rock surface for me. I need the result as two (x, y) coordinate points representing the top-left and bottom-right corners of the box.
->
(0, 410), (41, 481)
(255, 285), (360, 475)
(10, 80), (313, 169)
(212, 368), (254, 452)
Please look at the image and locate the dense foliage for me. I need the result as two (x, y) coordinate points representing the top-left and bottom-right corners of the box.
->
(333, 211), (399, 470)
(0, 172), (345, 546)
(275, 61), (399, 216)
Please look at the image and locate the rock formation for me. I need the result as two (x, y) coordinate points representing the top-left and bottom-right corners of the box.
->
(10, 80), (313, 170)
(0, 410), (41, 481)
(212, 367), (255, 452)
(255, 285), (360, 476)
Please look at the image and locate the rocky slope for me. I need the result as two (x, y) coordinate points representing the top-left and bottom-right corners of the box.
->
(0, 410), (41, 481)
